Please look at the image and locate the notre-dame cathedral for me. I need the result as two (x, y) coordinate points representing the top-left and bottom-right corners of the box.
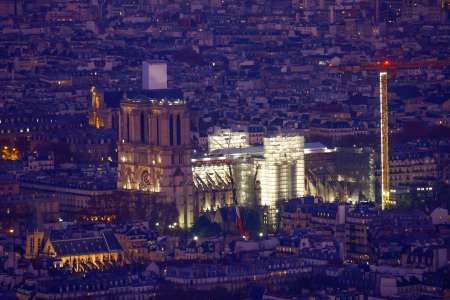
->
(117, 62), (194, 227)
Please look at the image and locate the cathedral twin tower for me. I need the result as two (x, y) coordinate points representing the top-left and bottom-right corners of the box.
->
(117, 62), (194, 227)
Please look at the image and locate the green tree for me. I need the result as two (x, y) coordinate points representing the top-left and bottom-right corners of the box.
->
(240, 207), (263, 237)
(191, 215), (222, 237)
(149, 202), (179, 233)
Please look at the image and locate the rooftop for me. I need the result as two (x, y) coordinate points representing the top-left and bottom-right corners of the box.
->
(193, 142), (335, 161)
(124, 89), (185, 105)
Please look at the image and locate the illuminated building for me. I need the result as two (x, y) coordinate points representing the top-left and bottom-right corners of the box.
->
(390, 179), (438, 208)
(192, 158), (235, 210)
(345, 204), (379, 263)
(260, 133), (305, 209)
(89, 86), (104, 129)
(25, 231), (45, 259)
(117, 62), (194, 227)
(194, 132), (313, 218)
(40, 231), (124, 272)
(193, 134), (376, 220)
(208, 128), (249, 153)
(305, 148), (375, 203)
(88, 86), (122, 130)
(389, 151), (438, 188)
(1, 145), (19, 160)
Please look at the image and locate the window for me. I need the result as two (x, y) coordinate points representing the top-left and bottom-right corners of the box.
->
(126, 113), (130, 142)
(169, 114), (174, 145)
(176, 115), (181, 145)
(156, 116), (160, 145)
(140, 112), (145, 143)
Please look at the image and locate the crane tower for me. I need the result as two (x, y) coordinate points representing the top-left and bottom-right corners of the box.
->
(328, 58), (450, 210)
(379, 71), (389, 209)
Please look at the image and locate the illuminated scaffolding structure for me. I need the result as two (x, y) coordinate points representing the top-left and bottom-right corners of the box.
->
(208, 128), (249, 153)
(234, 156), (258, 207)
(193, 132), (312, 215)
(261, 134), (305, 209)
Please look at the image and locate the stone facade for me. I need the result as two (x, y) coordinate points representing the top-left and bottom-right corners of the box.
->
(117, 94), (194, 227)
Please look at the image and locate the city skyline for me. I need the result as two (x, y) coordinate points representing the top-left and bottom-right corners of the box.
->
(0, 1), (449, 299)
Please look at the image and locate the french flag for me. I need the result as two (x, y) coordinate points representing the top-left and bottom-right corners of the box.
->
(235, 206), (246, 237)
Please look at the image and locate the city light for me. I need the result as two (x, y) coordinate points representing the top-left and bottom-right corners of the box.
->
(2, 1), (449, 297)
(379, 71), (390, 209)
(1, 146), (19, 160)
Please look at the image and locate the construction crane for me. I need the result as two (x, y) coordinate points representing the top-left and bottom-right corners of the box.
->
(328, 58), (450, 210)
